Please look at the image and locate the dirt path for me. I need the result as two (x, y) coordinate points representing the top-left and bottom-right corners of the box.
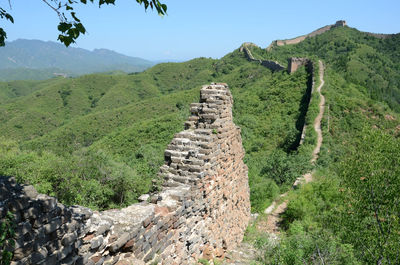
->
(262, 60), (325, 233)
(311, 60), (325, 164)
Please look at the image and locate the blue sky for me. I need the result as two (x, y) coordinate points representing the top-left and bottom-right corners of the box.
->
(2, 0), (400, 61)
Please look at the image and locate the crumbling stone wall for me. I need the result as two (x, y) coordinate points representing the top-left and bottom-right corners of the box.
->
(239, 43), (285, 72)
(287, 57), (312, 74)
(285, 58), (315, 146)
(0, 83), (250, 265)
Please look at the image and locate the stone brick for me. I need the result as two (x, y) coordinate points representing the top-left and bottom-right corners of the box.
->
(115, 257), (145, 265)
(61, 232), (78, 246)
(103, 256), (119, 265)
(143, 249), (156, 263)
(23, 205), (40, 220)
(60, 254), (78, 265)
(13, 241), (34, 260)
(109, 232), (130, 252)
(36, 194), (58, 212)
(90, 235), (104, 249)
(16, 221), (32, 236)
(8, 196), (30, 212)
(40, 253), (58, 265)
(43, 217), (62, 234)
(122, 238), (135, 251)
(142, 216), (152, 228)
(29, 247), (48, 264)
(90, 254), (102, 264)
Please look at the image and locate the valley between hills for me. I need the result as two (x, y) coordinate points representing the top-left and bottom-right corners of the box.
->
(1, 21), (399, 264)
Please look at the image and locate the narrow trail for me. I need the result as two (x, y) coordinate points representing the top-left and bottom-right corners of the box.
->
(311, 60), (326, 164)
(261, 60), (325, 234)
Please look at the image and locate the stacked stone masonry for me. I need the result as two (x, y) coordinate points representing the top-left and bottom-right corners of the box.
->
(288, 57), (312, 74)
(293, 60), (315, 145)
(0, 83), (251, 265)
(239, 43), (285, 72)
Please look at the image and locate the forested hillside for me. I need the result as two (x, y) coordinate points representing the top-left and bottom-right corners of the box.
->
(244, 26), (400, 265)
(0, 25), (399, 264)
(250, 26), (400, 111)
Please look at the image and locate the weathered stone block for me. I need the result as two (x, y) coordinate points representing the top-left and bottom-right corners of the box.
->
(60, 254), (78, 265)
(36, 194), (58, 212)
(95, 224), (111, 236)
(40, 252), (58, 265)
(115, 257), (145, 265)
(23, 205), (40, 220)
(61, 232), (78, 246)
(13, 241), (34, 260)
(44, 217), (62, 234)
(16, 221), (32, 236)
(103, 255), (119, 265)
(109, 232), (130, 253)
(90, 235), (104, 249)
(30, 247), (48, 264)
(8, 196), (30, 212)
(143, 249), (156, 263)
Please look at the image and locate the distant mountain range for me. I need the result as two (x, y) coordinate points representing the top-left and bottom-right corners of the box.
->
(0, 39), (155, 81)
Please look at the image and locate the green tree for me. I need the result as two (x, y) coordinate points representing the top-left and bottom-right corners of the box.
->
(340, 128), (400, 264)
(0, 0), (167, 46)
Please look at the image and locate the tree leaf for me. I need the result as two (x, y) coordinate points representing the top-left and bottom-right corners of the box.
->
(0, 28), (5, 46)
(71, 12), (81, 22)
(58, 34), (74, 47)
(5, 13), (14, 23)
(58, 22), (72, 33)
(75, 23), (86, 34)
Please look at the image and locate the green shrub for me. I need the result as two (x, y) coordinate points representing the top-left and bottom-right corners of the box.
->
(262, 225), (360, 265)
(338, 128), (400, 264)
(250, 177), (279, 213)
(197, 258), (210, 265)
(0, 212), (15, 265)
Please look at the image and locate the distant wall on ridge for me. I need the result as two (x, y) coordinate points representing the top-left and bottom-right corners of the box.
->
(266, 20), (347, 50)
(266, 20), (395, 51)
(239, 43), (285, 72)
